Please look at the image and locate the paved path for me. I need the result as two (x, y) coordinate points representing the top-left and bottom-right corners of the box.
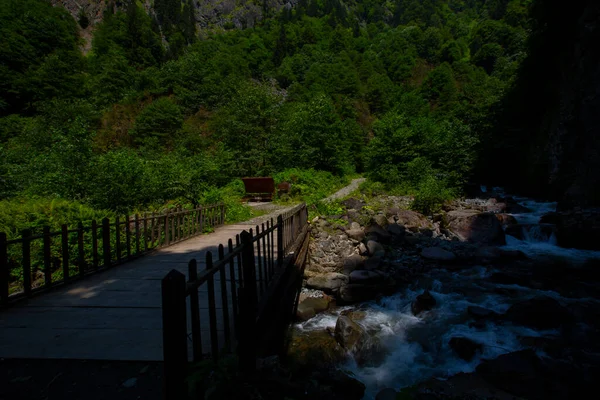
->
(0, 205), (298, 362)
(323, 177), (365, 202)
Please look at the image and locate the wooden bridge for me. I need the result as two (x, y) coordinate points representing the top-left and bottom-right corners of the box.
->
(0, 203), (310, 399)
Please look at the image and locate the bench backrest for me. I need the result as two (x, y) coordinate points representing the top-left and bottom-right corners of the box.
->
(242, 177), (275, 194)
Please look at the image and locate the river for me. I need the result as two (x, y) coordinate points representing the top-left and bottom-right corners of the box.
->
(295, 191), (600, 399)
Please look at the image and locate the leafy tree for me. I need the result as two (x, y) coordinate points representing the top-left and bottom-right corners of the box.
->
(131, 97), (184, 149)
(0, 0), (84, 115)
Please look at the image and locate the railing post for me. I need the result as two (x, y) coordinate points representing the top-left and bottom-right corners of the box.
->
(22, 229), (32, 296)
(91, 220), (99, 270)
(161, 269), (188, 400)
(43, 227), (51, 288)
(1, 232), (8, 305)
(77, 222), (85, 277)
(277, 215), (283, 269)
(102, 218), (111, 268)
(61, 225), (69, 282)
(188, 259), (202, 362)
(165, 213), (170, 246)
(220, 203), (225, 225)
(238, 230), (257, 374)
(115, 217), (121, 263)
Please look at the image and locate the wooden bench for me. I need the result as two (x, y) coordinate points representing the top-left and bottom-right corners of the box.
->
(242, 177), (275, 201)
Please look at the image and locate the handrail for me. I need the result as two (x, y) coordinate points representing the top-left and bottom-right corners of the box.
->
(0, 203), (226, 305)
(161, 203), (310, 398)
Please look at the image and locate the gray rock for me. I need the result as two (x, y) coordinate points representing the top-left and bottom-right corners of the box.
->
(339, 284), (380, 304)
(365, 223), (392, 243)
(384, 206), (401, 218)
(366, 240), (385, 257)
(421, 247), (456, 261)
(386, 223), (406, 236)
(358, 242), (368, 255)
(346, 228), (365, 241)
(374, 214), (389, 227)
(343, 254), (365, 274)
(446, 210), (506, 245)
(334, 315), (366, 352)
(412, 290), (436, 315)
(342, 198), (365, 210)
(449, 337), (483, 361)
(296, 305), (316, 321)
(364, 256), (382, 271)
(349, 221), (362, 230)
(306, 273), (349, 291)
(349, 270), (384, 284)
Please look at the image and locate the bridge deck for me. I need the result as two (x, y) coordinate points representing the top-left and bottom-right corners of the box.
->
(0, 207), (291, 362)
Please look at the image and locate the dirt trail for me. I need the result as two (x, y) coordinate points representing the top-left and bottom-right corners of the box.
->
(323, 177), (366, 202)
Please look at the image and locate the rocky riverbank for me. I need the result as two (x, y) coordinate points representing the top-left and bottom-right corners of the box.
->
(286, 192), (600, 400)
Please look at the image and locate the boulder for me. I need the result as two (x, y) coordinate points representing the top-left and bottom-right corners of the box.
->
(306, 273), (349, 291)
(366, 240), (385, 257)
(496, 213), (518, 227)
(345, 228), (365, 242)
(503, 297), (572, 329)
(446, 210), (506, 245)
(358, 242), (368, 256)
(342, 254), (365, 274)
(296, 295), (332, 321)
(386, 223), (406, 237)
(555, 208), (600, 250)
(296, 306), (316, 321)
(384, 206), (401, 218)
(475, 349), (545, 399)
(340, 309), (367, 321)
(339, 284), (380, 304)
(411, 290), (436, 316)
(342, 198), (365, 210)
(395, 210), (432, 232)
(364, 256), (382, 270)
(449, 337), (483, 361)
(365, 223), (391, 243)
(349, 270), (384, 284)
(287, 329), (345, 370)
(334, 316), (366, 352)
(373, 214), (389, 227)
(421, 247), (456, 262)
(349, 221), (362, 230)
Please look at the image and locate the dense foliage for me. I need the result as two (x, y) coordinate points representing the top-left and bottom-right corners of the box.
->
(0, 0), (532, 223)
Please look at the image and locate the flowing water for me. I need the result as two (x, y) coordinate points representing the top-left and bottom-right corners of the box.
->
(296, 192), (600, 399)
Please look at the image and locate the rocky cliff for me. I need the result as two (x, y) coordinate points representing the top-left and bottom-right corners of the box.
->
(51, 0), (298, 31)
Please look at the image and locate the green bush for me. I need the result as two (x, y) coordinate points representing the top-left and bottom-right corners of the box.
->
(0, 198), (113, 239)
(410, 174), (455, 215)
(131, 97), (183, 149)
(273, 168), (350, 206)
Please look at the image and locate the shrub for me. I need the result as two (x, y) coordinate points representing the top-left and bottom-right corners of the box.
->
(131, 97), (183, 149)
(411, 174), (454, 215)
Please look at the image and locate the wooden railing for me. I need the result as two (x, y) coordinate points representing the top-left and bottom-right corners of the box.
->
(161, 203), (310, 399)
(0, 203), (225, 305)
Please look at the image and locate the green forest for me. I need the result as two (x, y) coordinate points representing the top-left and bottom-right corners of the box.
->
(0, 0), (532, 235)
